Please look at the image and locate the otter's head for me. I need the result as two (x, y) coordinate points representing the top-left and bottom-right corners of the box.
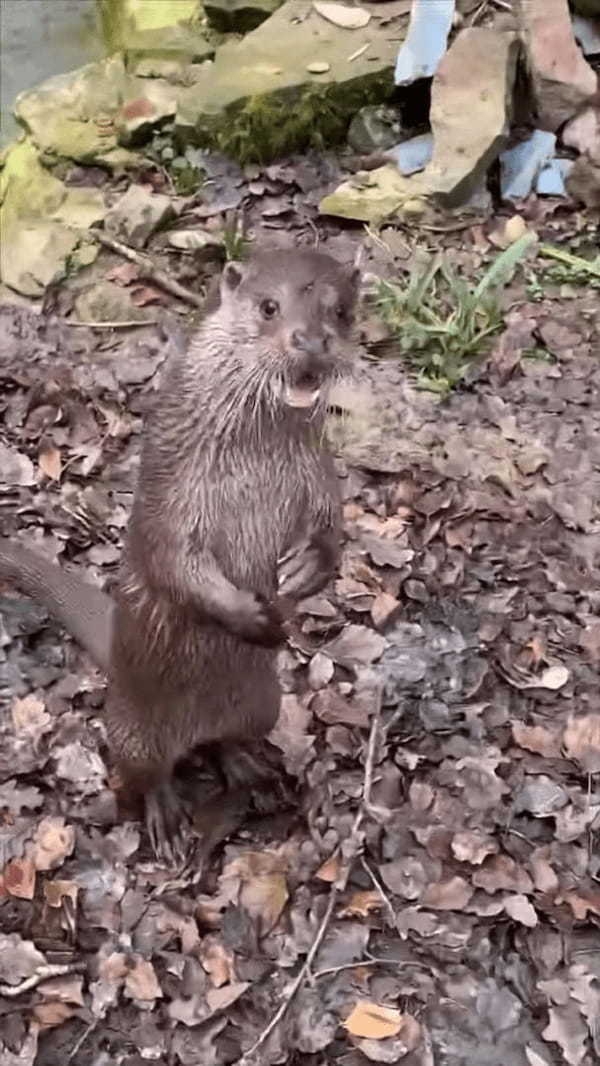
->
(217, 249), (360, 411)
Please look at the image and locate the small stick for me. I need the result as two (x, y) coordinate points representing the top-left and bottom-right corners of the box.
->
(0, 961), (86, 998)
(361, 856), (396, 925)
(61, 319), (157, 329)
(92, 230), (204, 308)
(238, 698), (382, 1065)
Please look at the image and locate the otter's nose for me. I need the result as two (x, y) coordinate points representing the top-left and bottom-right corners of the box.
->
(291, 330), (329, 357)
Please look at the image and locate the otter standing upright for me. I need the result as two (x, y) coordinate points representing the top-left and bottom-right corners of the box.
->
(0, 249), (359, 861)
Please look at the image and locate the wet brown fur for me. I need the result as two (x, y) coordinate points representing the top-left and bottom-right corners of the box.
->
(1, 248), (359, 854)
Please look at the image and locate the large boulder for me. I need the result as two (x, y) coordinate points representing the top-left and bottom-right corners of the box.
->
(424, 28), (519, 206)
(176, 1), (400, 162)
(515, 0), (597, 131)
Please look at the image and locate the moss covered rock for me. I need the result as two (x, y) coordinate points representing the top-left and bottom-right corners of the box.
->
(99, 0), (211, 58)
(0, 139), (104, 296)
(176, 0), (400, 163)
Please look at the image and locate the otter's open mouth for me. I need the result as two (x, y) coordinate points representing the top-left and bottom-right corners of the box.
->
(284, 373), (322, 409)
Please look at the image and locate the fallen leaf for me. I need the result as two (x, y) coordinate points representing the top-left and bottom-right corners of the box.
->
(311, 689), (370, 728)
(11, 695), (52, 744)
(0, 443), (35, 486)
(226, 851), (289, 934)
(32, 818), (75, 871)
(323, 624), (386, 669)
(451, 830), (498, 865)
(33, 1001), (77, 1029)
(512, 722), (562, 759)
(316, 853), (341, 883)
(542, 1004), (588, 1066)
(473, 855), (533, 895)
(199, 936), (236, 988)
(343, 1002), (403, 1040)
(3, 858), (36, 900)
(422, 876), (473, 911)
(371, 591), (400, 628)
(504, 894), (538, 927)
(529, 854), (559, 894)
(44, 880), (79, 909)
(205, 981), (249, 1013)
(307, 61), (331, 73)
(314, 2), (371, 29)
(38, 444), (62, 481)
(124, 956), (162, 1003)
(563, 891), (600, 920)
(563, 714), (600, 773)
(339, 891), (383, 918)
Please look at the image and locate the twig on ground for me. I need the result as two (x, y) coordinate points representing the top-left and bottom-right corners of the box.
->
(68, 1018), (99, 1062)
(92, 230), (204, 308)
(361, 856), (396, 925)
(312, 956), (433, 981)
(0, 961), (86, 998)
(237, 695), (382, 1065)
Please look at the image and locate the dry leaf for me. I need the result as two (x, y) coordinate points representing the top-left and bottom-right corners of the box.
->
(371, 591), (400, 629)
(323, 625), (386, 669)
(529, 854), (559, 894)
(563, 714), (600, 773)
(38, 445), (62, 481)
(199, 935), (236, 988)
(316, 853), (341, 883)
(0, 443), (35, 486)
(43, 879), (79, 909)
(12, 694), (52, 744)
(422, 876), (473, 911)
(343, 1002), (403, 1040)
(563, 891), (600, 920)
(226, 851), (289, 933)
(313, 2), (371, 29)
(33, 1001), (77, 1029)
(3, 858), (36, 900)
(512, 722), (562, 759)
(205, 981), (249, 1013)
(451, 830), (498, 865)
(339, 891), (384, 918)
(504, 894), (538, 927)
(124, 956), (162, 1003)
(32, 817), (75, 871)
(542, 1003), (588, 1066)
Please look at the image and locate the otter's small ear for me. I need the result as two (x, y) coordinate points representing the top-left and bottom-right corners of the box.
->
(221, 261), (245, 294)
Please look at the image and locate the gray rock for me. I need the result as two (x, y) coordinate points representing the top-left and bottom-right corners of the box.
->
(536, 156), (574, 196)
(516, 0), (597, 131)
(105, 185), (176, 248)
(425, 27), (519, 206)
(385, 131), (433, 176)
(500, 129), (556, 201)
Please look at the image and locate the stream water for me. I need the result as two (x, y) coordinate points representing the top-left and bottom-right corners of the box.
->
(1, 0), (105, 147)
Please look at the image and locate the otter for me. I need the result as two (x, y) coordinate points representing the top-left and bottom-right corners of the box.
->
(0, 248), (360, 862)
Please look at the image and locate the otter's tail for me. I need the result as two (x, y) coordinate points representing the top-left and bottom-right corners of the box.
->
(0, 540), (113, 672)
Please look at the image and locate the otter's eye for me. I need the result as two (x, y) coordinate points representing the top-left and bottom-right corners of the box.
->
(260, 299), (279, 319)
(336, 304), (348, 322)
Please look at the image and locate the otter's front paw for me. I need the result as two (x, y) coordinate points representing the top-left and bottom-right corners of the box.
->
(227, 590), (285, 647)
